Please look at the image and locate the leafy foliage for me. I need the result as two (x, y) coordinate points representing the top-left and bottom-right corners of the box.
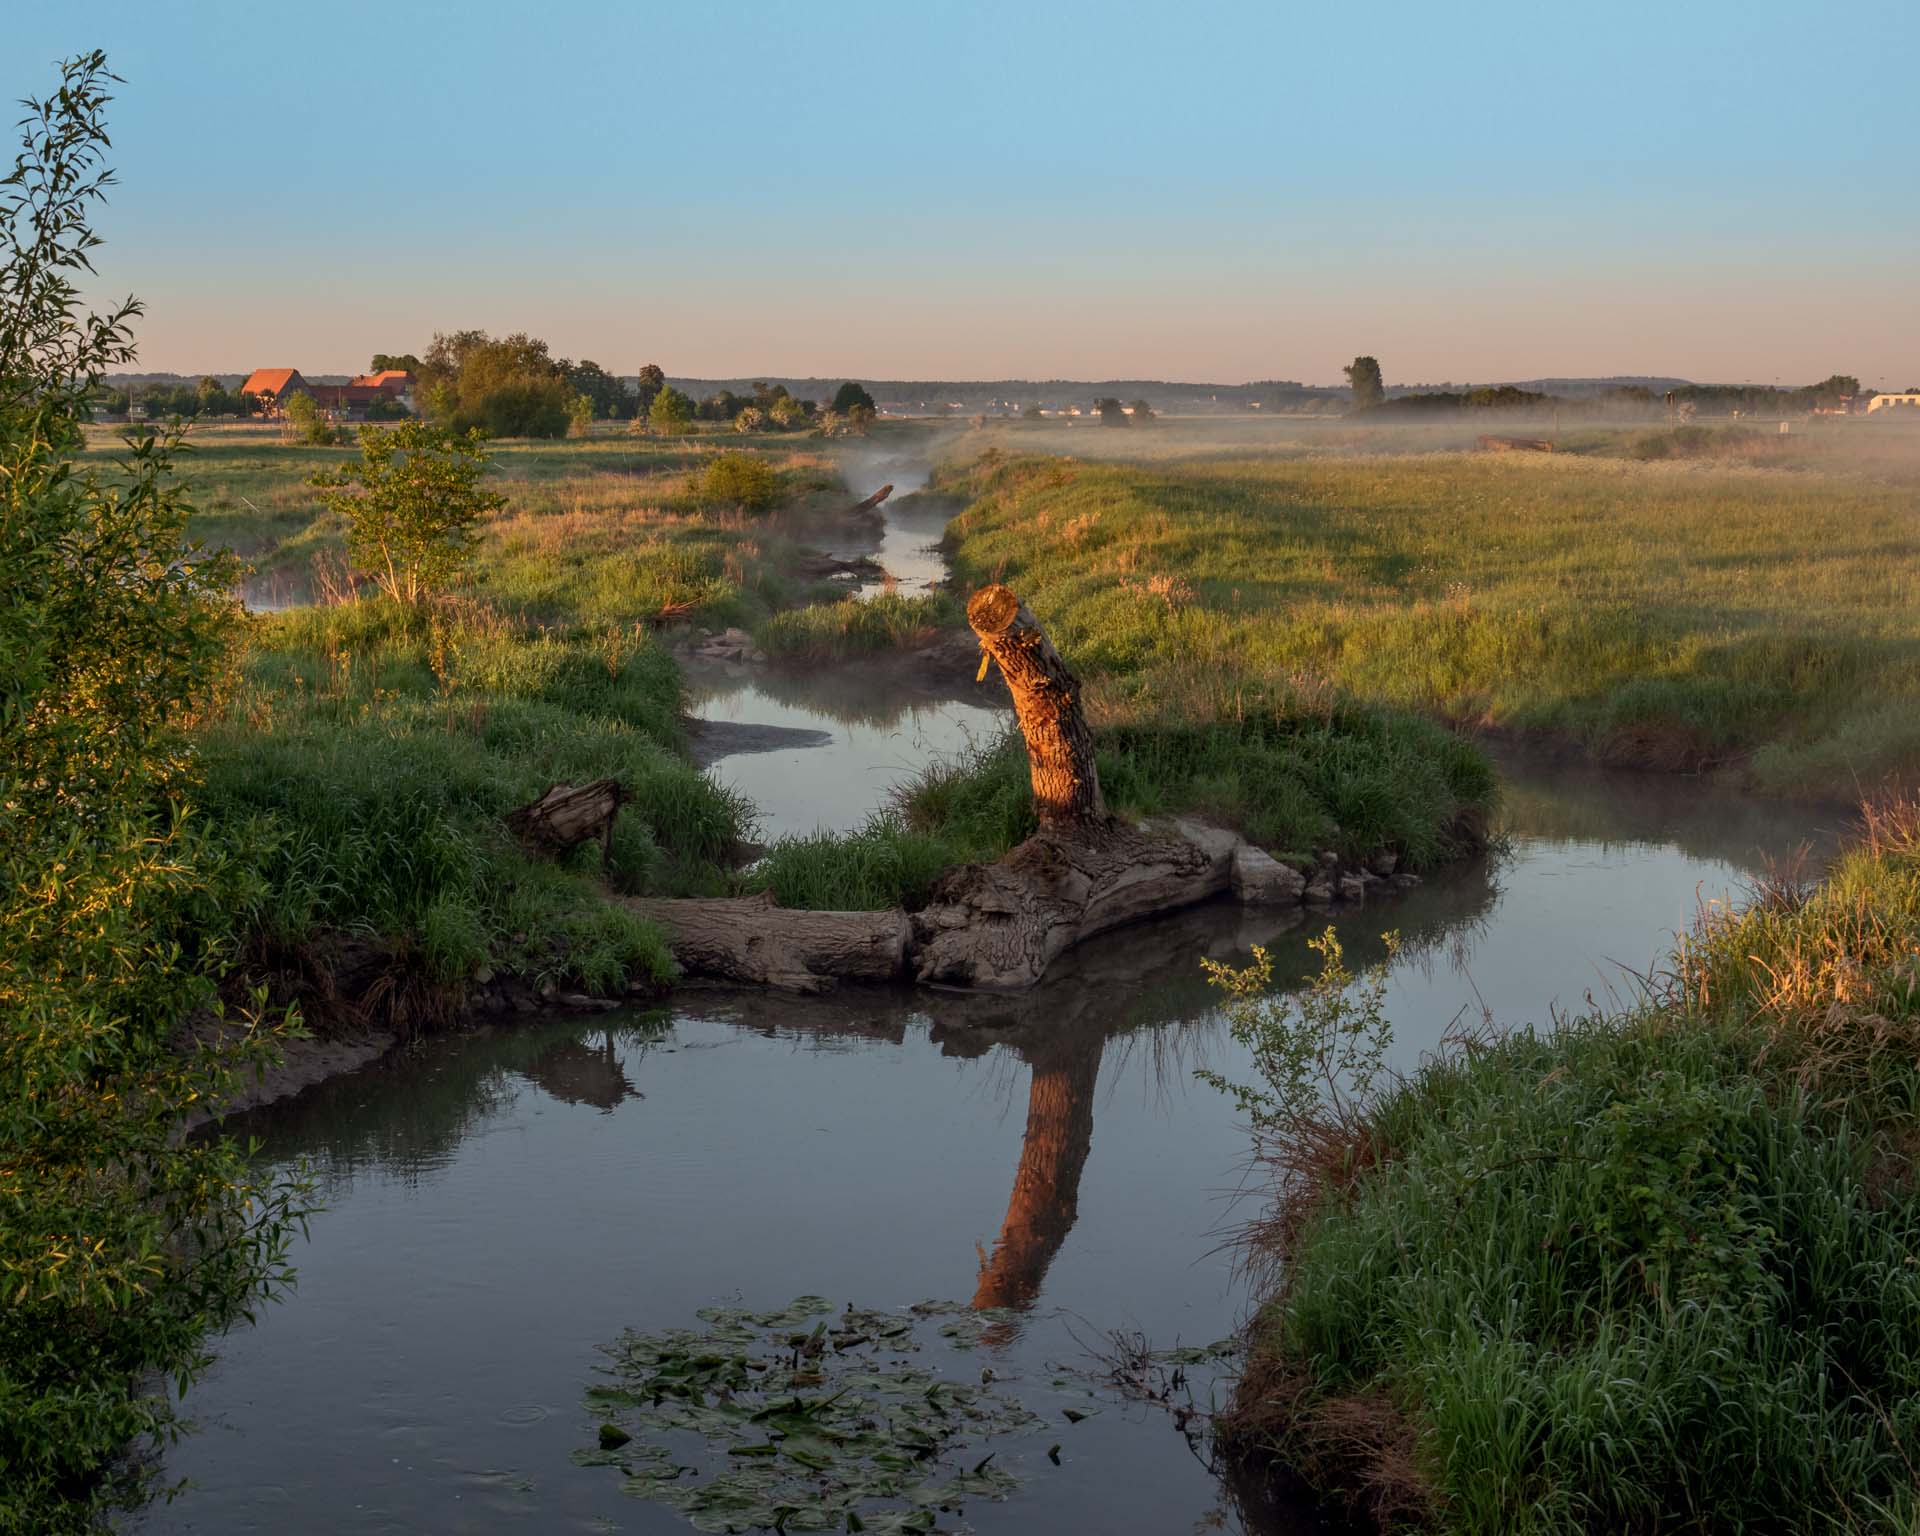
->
(1343, 355), (1384, 410)
(282, 388), (337, 445)
(700, 450), (779, 510)
(311, 420), (505, 604)
(1196, 928), (1399, 1140)
(0, 52), (309, 1529)
(831, 380), (876, 414)
(648, 384), (695, 435)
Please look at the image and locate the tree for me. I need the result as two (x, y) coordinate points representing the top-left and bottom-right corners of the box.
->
(1095, 397), (1129, 426)
(0, 53), (307, 1527)
(831, 381), (876, 414)
(559, 357), (628, 419)
(648, 384), (694, 435)
(733, 405), (767, 433)
(310, 420), (504, 603)
(846, 403), (876, 436)
(1344, 356), (1385, 411)
(417, 329), (571, 437)
(1128, 399), (1154, 423)
(768, 393), (806, 429)
(567, 392), (595, 437)
(1024, 402), (1045, 418)
(634, 362), (666, 418)
(369, 351), (422, 376)
(283, 389), (337, 445)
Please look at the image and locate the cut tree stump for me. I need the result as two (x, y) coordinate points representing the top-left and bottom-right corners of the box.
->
(911, 586), (1235, 989)
(966, 584), (1105, 829)
(507, 779), (631, 864)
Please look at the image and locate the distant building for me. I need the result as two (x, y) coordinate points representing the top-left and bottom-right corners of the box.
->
(238, 366), (413, 420)
(1867, 392), (1920, 413)
(237, 367), (309, 415)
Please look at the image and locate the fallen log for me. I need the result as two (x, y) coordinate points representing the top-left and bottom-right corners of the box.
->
(1476, 434), (1554, 453)
(848, 483), (894, 515)
(621, 892), (910, 994)
(507, 778), (630, 864)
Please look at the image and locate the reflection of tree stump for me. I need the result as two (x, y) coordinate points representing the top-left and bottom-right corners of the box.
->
(973, 1041), (1101, 1315)
(507, 779), (630, 864)
(967, 584), (1105, 830)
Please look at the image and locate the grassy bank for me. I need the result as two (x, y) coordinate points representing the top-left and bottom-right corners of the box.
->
(936, 440), (1920, 792)
(148, 428), (862, 1021)
(754, 590), (959, 660)
(747, 703), (1495, 911)
(1221, 797), (1920, 1530)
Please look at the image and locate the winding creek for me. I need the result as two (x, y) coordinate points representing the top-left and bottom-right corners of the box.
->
(139, 481), (1848, 1534)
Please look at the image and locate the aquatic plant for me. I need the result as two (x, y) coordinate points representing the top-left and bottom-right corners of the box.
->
(577, 1297), (1054, 1533)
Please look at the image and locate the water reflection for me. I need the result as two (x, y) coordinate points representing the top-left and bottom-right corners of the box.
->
(152, 763), (1841, 1536)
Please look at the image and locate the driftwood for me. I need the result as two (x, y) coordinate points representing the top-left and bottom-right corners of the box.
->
(508, 778), (630, 863)
(1476, 434), (1554, 453)
(911, 820), (1237, 990)
(620, 893), (910, 994)
(848, 483), (894, 515)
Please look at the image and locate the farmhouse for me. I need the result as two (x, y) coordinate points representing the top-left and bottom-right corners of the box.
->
(236, 367), (309, 414)
(236, 366), (414, 419)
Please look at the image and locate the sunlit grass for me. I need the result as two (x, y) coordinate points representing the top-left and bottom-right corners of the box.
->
(938, 441), (1920, 792)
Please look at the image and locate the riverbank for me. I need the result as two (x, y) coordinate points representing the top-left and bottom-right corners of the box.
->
(1218, 791), (1920, 1530)
(930, 433), (1920, 794)
(167, 423), (1498, 1038)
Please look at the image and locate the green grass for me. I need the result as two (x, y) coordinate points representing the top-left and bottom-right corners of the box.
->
(748, 704), (1496, 913)
(935, 436), (1920, 792)
(198, 597), (752, 1012)
(755, 591), (960, 660)
(1225, 798), (1920, 1531)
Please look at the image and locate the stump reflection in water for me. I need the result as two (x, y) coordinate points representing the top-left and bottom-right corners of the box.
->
(972, 1038), (1101, 1320)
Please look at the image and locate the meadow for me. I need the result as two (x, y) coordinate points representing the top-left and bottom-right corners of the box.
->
(137, 424), (858, 1023)
(934, 416), (1920, 793)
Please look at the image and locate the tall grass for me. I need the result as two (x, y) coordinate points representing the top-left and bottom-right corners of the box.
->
(1222, 795), (1920, 1531)
(756, 591), (959, 660)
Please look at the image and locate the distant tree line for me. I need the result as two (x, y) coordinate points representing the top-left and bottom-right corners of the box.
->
(380, 329), (879, 440)
(100, 376), (261, 420)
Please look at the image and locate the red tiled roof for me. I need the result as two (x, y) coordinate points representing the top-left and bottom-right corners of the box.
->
(239, 367), (304, 397)
(350, 369), (413, 390)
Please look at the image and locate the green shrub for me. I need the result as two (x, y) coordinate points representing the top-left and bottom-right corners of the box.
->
(0, 56), (309, 1529)
(700, 450), (779, 510)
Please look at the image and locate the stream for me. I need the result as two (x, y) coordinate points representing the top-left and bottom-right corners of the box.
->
(134, 483), (1849, 1534)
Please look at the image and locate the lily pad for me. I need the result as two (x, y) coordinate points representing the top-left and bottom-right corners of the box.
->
(581, 1297), (1053, 1532)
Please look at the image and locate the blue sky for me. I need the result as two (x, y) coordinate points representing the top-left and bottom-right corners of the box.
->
(11, 0), (1917, 385)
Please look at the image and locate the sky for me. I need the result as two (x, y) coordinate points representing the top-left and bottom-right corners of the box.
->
(10, 0), (1919, 387)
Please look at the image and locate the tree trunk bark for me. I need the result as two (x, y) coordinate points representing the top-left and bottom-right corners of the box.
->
(967, 584), (1106, 830)
(620, 893), (910, 994)
(507, 778), (631, 864)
